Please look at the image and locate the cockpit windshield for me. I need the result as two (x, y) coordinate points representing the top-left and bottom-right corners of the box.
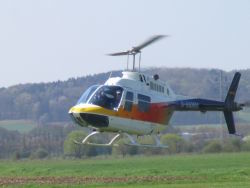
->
(77, 85), (100, 104)
(89, 86), (123, 110)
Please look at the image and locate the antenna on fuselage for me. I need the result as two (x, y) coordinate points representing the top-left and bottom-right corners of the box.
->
(107, 35), (167, 72)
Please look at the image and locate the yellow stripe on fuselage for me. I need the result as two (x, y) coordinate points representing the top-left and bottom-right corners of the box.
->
(69, 104), (117, 117)
(69, 103), (173, 125)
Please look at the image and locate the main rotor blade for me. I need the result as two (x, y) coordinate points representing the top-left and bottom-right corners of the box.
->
(107, 35), (167, 56)
(107, 51), (130, 56)
(132, 35), (167, 52)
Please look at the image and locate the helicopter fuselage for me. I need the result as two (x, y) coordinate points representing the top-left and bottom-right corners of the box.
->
(69, 71), (179, 135)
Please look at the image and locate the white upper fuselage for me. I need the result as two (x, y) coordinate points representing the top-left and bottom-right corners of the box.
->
(105, 71), (176, 103)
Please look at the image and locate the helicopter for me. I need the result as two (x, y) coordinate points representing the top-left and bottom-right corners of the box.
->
(69, 35), (247, 148)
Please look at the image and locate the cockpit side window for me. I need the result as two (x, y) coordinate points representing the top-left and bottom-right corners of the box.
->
(138, 94), (151, 112)
(139, 75), (143, 82)
(124, 91), (134, 112)
(77, 85), (100, 104)
(89, 86), (123, 110)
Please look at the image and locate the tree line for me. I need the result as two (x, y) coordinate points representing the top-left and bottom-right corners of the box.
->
(1, 122), (250, 160)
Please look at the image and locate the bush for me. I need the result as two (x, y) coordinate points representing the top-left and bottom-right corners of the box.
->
(202, 140), (222, 153)
(222, 138), (241, 152)
(30, 148), (48, 159)
(242, 140), (250, 151)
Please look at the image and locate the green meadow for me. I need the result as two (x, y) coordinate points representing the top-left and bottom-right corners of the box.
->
(0, 119), (36, 133)
(1, 152), (250, 187)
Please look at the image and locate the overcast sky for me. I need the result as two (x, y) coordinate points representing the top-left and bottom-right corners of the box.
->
(0, 0), (249, 87)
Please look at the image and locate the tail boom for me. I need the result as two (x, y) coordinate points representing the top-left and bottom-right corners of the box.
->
(169, 72), (242, 135)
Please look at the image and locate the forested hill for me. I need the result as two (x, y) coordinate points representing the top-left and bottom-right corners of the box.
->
(0, 68), (250, 125)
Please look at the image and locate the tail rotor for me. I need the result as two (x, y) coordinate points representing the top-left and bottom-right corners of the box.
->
(223, 72), (244, 135)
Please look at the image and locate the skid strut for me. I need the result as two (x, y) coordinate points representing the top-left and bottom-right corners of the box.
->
(74, 131), (121, 146)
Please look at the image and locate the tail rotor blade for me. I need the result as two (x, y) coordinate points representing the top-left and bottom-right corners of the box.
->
(223, 72), (241, 135)
(225, 72), (241, 104)
(223, 111), (236, 134)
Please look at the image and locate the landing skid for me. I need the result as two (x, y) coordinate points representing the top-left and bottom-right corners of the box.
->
(123, 133), (168, 148)
(74, 131), (168, 149)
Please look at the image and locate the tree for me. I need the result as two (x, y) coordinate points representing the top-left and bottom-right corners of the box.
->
(112, 137), (138, 157)
(160, 134), (185, 154)
(64, 130), (97, 158)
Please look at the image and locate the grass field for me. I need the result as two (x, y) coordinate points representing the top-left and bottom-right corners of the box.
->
(0, 120), (36, 133)
(1, 152), (250, 187)
(239, 110), (250, 122)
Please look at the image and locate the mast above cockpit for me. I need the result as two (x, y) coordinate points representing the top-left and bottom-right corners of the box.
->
(107, 35), (167, 72)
